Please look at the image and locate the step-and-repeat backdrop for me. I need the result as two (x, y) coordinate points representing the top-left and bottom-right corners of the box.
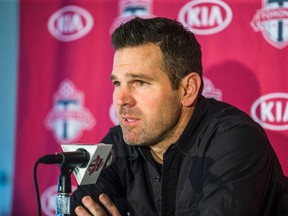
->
(12, 0), (288, 215)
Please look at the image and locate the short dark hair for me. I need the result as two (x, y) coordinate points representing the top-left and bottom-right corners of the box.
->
(111, 17), (203, 92)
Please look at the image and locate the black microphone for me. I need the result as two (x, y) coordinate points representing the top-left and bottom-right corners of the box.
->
(38, 144), (115, 185)
(39, 148), (90, 168)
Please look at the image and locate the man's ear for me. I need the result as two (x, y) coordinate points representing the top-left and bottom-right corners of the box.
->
(180, 72), (202, 107)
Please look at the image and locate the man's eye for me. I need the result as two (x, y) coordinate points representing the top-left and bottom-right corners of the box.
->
(135, 80), (147, 86)
(112, 81), (120, 87)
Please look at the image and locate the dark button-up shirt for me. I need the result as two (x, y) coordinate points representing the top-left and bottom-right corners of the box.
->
(71, 96), (288, 216)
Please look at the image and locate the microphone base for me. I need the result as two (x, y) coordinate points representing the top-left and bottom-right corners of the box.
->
(56, 193), (71, 216)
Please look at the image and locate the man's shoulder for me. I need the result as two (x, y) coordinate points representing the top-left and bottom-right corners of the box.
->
(199, 97), (261, 133)
(201, 97), (241, 114)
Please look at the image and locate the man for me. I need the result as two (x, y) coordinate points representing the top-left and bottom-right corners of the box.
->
(71, 17), (288, 216)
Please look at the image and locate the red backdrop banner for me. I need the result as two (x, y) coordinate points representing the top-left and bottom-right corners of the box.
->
(13, 0), (288, 215)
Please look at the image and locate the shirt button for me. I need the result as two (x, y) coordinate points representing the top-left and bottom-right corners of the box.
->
(155, 176), (161, 182)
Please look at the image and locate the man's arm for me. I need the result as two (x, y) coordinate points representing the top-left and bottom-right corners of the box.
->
(197, 125), (279, 216)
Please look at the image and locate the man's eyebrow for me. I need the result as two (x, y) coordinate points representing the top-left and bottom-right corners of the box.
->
(110, 73), (154, 81)
(110, 74), (117, 80)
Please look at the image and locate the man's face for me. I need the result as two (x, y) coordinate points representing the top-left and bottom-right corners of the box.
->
(111, 44), (183, 146)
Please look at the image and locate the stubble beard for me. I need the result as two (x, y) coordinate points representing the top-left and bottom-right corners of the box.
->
(119, 98), (182, 147)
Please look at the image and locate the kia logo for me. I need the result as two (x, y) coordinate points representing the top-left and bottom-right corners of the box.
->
(48, 5), (94, 42)
(178, 0), (232, 35)
(251, 92), (288, 131)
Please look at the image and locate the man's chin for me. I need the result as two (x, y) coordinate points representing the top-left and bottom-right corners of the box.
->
(123, 137), (141, 146)
(123, 136), (147, 146)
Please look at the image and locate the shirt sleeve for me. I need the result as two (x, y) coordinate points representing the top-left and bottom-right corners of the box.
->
(197, 124), (280, 216)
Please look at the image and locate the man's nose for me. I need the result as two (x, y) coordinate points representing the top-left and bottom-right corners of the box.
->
(113, 86), (135, 107)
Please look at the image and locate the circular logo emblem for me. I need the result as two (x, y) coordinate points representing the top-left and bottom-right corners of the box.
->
(48, 5), (94, 42)
(178, 0), (232, 35)
(251, 92), (288, 131)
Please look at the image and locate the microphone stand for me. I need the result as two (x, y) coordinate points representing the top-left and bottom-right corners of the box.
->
(36, 146), (112, 215)
(56, 164), (74, 216)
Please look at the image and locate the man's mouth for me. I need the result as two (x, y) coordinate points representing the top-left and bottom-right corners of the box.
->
(121, 116), (140, 124)
(126, 118), (136, 122)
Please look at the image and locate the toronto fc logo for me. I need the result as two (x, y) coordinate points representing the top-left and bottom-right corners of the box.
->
(109, 0), (155, 34)
(45, 80), (96, 144)
(202, 76), (223, 101)
(250, 0), (288, 49)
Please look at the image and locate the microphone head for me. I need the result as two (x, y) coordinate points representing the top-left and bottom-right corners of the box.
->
(61, 143), (113, 185)
(38, 149), (90, 167)
(38, 154), (63, 164)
